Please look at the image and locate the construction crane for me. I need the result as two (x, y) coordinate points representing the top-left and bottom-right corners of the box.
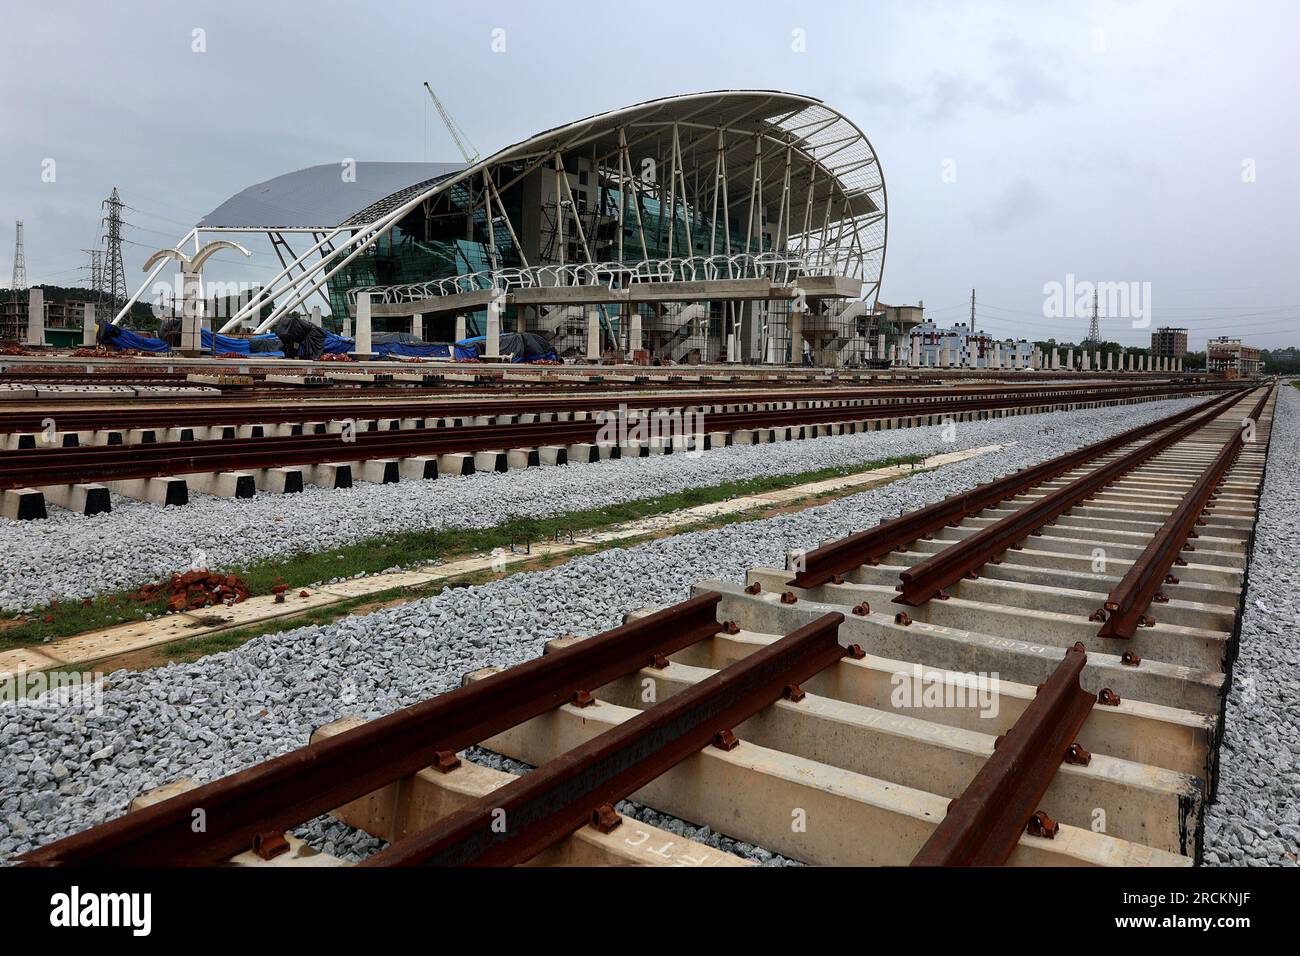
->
(423, 83), (480, 165)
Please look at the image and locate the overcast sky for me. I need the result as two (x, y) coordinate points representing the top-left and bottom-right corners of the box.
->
(2, 0), (1297, 347)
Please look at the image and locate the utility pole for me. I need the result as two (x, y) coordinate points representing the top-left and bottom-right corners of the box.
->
(969, 287), (975, 331)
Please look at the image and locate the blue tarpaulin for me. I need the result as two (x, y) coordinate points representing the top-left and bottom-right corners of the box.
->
(200, 329), (284, 356)
(101, 324), (458, 361)
(101, 326), (170, 353)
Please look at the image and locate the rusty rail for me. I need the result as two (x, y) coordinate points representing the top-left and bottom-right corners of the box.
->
(788, 388), (1248, 590)
(894, 388), (1254, 606)
(18, 594), (727, 866)
(0, 379), (1235, 433)
(1097, 384), (1273, 638)
(362, 613), (848, 867)
(910, 642), (1096, 866)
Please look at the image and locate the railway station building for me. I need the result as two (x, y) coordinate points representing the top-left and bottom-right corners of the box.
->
(126, 91), (889, 367)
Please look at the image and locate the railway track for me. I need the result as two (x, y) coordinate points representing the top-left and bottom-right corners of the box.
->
(17, 381), (1274, 867)
(0, 381), (1238, 520)
(0, 378), (1225, 435)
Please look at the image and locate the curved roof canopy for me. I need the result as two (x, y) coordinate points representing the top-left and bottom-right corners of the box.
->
(198, 161), (465, 230)
(202, 91), (887, 333)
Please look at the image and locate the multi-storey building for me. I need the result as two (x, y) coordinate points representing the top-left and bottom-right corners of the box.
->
(1206, 336), (1261, 377)
(1150, 326), (1188, 360)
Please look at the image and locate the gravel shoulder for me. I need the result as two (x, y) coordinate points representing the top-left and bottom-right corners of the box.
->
(0, 397), (1222, 864)
(1202, 384), (1300, 867)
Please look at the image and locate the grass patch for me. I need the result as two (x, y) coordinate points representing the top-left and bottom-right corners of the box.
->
(0, 452), (924, 651)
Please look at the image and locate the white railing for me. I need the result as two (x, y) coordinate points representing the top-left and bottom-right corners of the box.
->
(345, 252), (817, 309)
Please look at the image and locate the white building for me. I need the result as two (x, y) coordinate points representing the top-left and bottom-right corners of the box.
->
(909, 322), (1033, 369)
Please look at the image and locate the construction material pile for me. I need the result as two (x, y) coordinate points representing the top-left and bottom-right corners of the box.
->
(132, 569), (251, 613)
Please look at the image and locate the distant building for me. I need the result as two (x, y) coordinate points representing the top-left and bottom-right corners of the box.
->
(909, 321), (1033, 368)
(1150, 326), (1188, 360)
(1206, 336), (1261, 378)
(0, 289), (97, 341)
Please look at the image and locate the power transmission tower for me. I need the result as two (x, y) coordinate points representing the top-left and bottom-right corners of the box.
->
(11, 221), (27, 290)
(1085, 290), (1100, 345)
(82, 249), (102, 292)
(99, 187), (128, 322)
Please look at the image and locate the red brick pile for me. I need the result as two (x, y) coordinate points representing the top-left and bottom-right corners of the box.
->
(131, 570), (252, 613)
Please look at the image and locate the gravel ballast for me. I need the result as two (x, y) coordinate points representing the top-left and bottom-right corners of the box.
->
(0, 398), (1194, 612)
(1202, 384), (1300, 867)
(4, 395), (1272, 866)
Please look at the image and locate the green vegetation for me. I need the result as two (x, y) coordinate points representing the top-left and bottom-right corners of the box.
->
(0, 452), (924, 652)
(1264, 348), (1300, 375)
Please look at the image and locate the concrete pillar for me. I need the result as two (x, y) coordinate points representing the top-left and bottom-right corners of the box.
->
(788, 309), (803, 365)
(1051, 349), (1059, 370)
(355, 292), (373, 357)
(726, 332), (739, 363)
(309, 306), (322, 327)
(342, 315), (352, 337)
(586, 309), (601, 361)
(455, 315), (467, 344)
(411, 313), (422, 341)
(23, 288), (44, 346)
(1177, 356), (1183, 372)
(180, 311), (202, 354)
(890, 344), (898, 366)
(877, 332), (886, 362)
(484, 306), (501, 359)
(910, 336), (921, 367)
(82, 302), (96, 347)
(515, 310), (526, 334)
(629, 312), (642, 355)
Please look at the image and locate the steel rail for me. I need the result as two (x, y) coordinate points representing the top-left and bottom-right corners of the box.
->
(787, 387), (1249, 590)
(1096, 384), (1274, 638)
(0, 380), (1230, 433)
(894, 388), (1259, 606)
(18, 594), (727, 866)
(909, 642), (1095, 866)
(362, 612), (849, 867)
(0, 387), (1236, 491)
